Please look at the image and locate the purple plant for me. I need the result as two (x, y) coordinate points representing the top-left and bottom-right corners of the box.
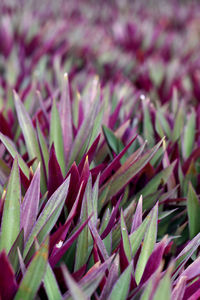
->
(0, 0), (200, 299)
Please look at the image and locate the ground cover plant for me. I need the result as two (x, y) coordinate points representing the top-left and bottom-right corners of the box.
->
(1, 0), (200, 299)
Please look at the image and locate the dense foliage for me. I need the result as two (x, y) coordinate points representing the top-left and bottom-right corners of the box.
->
(0, 0), (200, 299)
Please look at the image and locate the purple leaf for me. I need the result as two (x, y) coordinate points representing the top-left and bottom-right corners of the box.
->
(89, 220), (109, 262)
(78, 134), (101, 174)
(101, 195), (122, 239)
(79, 256), (114, 289)
(8, 229), (24, 273)
(99, 135), (137, 186)
(17, 248), (26, 276)
(65, 162), (80, 212)
(48, 144), (64, 198)
(109, 99), (123, 129)
(59, 73), (73, 165)
(140, 236), (169, 285)
(50, 182), (83, 254)
(131, 195), (143, 233)
(0, 251), (17, 300)
(182, 147), (200, 174)
(187, 289), (200, 300)
(173, 232), (200, 279)
(99, 256), (119, 300)
(172, 276), (187, 300)
(0, 112), (13, 139)
(49, 215), (92, 267)
(21, 164), (40, 241)
(178, 256), (200, 282)
(183, 278), (200, 300)
(61, 264), (88, 300)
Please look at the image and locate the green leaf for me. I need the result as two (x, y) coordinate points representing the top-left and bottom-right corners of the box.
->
(62, 264), (88, 300)
(155, 110), (171, 140)
(101, 139), (163, 201)
(74, 189), (90, 271)
(72, 91), (80, 129)
(43, 263), (62, 300)
(173, 231), (200, 276)
(135, 162), (176, 201)
(0, 158), (21, 254)
(182, 109), (196, 159)
(142, 98), (155, 147)
(0, 132), (29, 178)
(129, 214), (150, 257)
(92, 174), (100, 225)
(13, 91), (46, 193)
(60, 73), (73, 164)
(140, 280), (153, 300)
(135, 203), (158, 284)
(13, 91), (41, 166)
(36, 120), (49, 178)
(103, 125), (124, 156)
(50, 99), (66, 176)
(23, 176), (70, 258)
(14, 237), (49, 300)
(79, 258), (114, 299)
(68, 84), (100, 167)
(121, 210), (132, 261)
(8, 229), (24, 273)
(109, 262), (132, 300)
(88, 104), (104, 149)
(187, 182), (200, 239)
(99, 208), (112, 255)
(172, 102), (184, 142)
(112, 202), (136, 251)
(153, 267), (172, 300)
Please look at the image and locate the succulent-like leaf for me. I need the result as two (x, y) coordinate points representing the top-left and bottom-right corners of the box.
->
(101, 139), (163, 201)
(36, 120), (49, 178)
(13, 91), (46, 193)
(43, 263), (62, 300)
(0, 250), (18, 300)
(0, 157), (21, 254)
(182, 108), (196, 159)
(99, 255), (119, 300)
(172, 276), (187, 300)
(78, 256), (114, 299)
(62, 264), (88, 300)
(142, 97), (155, 147)
(60, 73), (73, 165)
(135, 203), (158, 284)
(153, 266), (172, 300)
(173, 232), (200, 279)
(50, 99), (66, 176)
(172, 102), (184, 142)
(89, 220), (109, 261)
(108, 262), (132, 300)
(0, 132), (29, 178)
(68, 84), (100, 167)
(49, 215), (92, 267)
(48, 143), (64, 198)
(21, 164), (40, 241)
(131, 195), (143, 232)
(8, 229), (24, 273)
(14, 237), (49, 300)
(140, 236), (169, 285)
(23, 176), (70, 258)
(187, 182), (200, 239)
(102, 125), (124, 156)
(121, 210), (132, 262)
(100, 135), (137, 185)
(74, 180), (91, 271)
(135, 161), (176, 201)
